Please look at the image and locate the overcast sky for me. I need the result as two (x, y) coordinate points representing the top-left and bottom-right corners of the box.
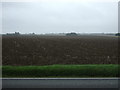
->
(1, 1), (118, 34)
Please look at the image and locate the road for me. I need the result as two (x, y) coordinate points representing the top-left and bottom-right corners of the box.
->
(2, 78), (119, 88)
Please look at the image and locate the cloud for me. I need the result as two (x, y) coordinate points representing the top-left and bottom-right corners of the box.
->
(2, 2), (118, 34)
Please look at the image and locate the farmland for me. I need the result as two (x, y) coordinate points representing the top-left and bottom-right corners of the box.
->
(2, 35), (118, 65)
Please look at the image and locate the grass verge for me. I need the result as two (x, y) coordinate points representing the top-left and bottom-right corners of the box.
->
(2, 64), (119, 77)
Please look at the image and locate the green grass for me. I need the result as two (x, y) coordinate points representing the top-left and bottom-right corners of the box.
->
(2, 64), (119, 77)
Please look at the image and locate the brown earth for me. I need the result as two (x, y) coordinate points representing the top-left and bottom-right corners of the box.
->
(2, 35), (118, 65)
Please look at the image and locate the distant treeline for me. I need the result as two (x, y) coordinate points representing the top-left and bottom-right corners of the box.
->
(3, 32), (118, 36)
(115, 33), (120, 36)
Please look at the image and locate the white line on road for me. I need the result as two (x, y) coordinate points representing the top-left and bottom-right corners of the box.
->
(1, 78), (119, 80)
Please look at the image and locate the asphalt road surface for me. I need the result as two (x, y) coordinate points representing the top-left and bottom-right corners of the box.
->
(2, 78), (119, 88)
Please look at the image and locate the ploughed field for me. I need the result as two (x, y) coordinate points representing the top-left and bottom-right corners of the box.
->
(2, 35), (118, 65)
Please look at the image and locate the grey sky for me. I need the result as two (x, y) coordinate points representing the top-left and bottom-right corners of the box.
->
(2, 2), (118, 34)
